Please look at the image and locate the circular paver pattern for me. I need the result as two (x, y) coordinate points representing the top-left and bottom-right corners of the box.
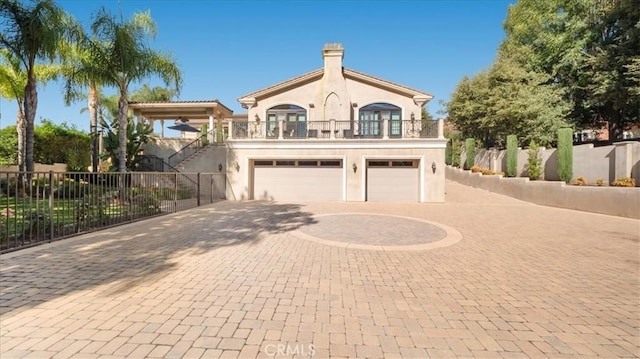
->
(294, 213), (462, 251)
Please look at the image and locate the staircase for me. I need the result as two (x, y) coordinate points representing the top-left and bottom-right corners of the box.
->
(167, 129), (217, 168)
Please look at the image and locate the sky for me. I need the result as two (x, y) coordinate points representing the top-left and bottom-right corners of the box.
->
(0, 0), (515, 133)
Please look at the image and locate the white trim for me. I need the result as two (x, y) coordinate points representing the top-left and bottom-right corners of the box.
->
(363, 155), (425, 203)
(248, 154), (347, 201)
(420, 157), (425, 202)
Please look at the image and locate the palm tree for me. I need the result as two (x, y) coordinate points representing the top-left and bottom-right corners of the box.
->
(61, 34), (110, 172)
(0, 0), (71, 173)
(91, 8), (182, 172)
(0, 49), (59, 173)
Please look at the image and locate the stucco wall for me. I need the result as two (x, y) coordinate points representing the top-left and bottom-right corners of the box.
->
(468, 141), (639, 186)
(345, 79), (422, 121)
(143, 138), (194, 162)
(247, 76), (425, 124)
(177, 145), (227, 174)
(0, 163), (67, 173)
(446, 166), (640, 219)
(225, 141), (446, 202)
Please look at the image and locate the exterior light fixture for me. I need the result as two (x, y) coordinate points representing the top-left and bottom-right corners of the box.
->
(411, 112), (415, 121)
(255, 114), (260, 123)
(218, 163), (223, 172)
(235, 162), (240, 172)
(432, 161), (437, 174)
(352, 162), (357, 173)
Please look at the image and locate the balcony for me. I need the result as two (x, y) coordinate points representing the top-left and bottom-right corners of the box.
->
(228, 118), (444, 140)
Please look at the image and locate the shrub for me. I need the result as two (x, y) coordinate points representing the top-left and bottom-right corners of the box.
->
(611, 177), (635, 187)
(527, 140), (542, 180)
(446, 139), (462, 167)
(557, 128), (573, 183)
(465, 138), (475, 170)
(470, 166), (496, 175)
(574, 176), (588, 186)
(596, 178), (605, 186)
(506, 135), (518, 177)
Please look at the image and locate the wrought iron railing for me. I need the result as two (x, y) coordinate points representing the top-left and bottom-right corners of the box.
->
(167, 129), (217, 167)
(0, 171), (225, 254)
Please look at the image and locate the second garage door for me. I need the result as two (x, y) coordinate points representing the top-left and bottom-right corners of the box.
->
(366, 159), (420, 202)
(253, 159), (343, 201)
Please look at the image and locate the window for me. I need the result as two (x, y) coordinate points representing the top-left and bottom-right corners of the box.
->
(359, 103), (401, 138)
(254, 160), (274, 166)
(267, 104), (307, 138)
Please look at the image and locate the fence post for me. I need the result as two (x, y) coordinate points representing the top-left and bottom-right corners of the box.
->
(211, 174), (214, 203)
(48, 171), (54, 242)
(174, 172), (178, 212)
(197, 173), (201, 207)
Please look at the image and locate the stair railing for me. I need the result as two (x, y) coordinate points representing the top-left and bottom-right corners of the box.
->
(167, 129), (217, 167)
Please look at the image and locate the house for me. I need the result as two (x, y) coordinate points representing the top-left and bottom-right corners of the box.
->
(138, 43), (448, 202)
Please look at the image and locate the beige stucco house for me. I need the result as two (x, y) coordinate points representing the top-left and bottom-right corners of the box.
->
(140, 43), (447, 202)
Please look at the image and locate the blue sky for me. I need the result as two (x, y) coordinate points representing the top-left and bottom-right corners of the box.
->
(0, 0), (514, 132)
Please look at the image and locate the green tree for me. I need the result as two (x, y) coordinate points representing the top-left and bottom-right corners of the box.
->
(465, 138), (475, 170)
(506, 135), (518, 177)
(61, 26), (111, 173)
(129, 84), (176, 102)
(33, 119), (90, 171)
(502, 0), (640, 140)
(0, 125), (17, 165)
(526, 140), (543, 180)
(446, 55), (570, 148)
(100, 115), (153, 171)
(91, 8), (182, 172)
(0, 0), (72, 173)
(557, 128), (573, 182)
(0, 49), (59, 172)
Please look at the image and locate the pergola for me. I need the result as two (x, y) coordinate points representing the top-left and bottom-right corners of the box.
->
(128, 100), (234, 138)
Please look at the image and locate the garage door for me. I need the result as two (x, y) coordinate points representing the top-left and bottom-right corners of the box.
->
(253, 159), (343, 201)
(367, 160), (419, 202)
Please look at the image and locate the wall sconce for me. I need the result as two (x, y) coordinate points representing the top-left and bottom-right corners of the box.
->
(431, 161), (437, 174)
(218, 163), (223, 172)
(411, 112), (415, 121)
(352, 162), (358, 173)
(254, 114), (260, 124)
(235, 162), (240, 172)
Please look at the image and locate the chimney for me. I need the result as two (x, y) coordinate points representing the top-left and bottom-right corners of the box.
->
(322, 43), (344, 79)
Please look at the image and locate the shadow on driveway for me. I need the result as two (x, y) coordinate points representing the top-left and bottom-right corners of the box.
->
(0, 201), (316, 316)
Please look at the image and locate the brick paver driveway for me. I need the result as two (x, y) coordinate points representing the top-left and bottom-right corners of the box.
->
(1, 181), (638, 358)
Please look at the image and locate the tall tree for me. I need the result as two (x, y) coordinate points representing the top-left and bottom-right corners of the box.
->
(502, 0), (640, 140)
(0, 49), (59, 170)
(91, 8), (182, 172)
(61, 30), (110, 173)
(0, 0), (71, 173)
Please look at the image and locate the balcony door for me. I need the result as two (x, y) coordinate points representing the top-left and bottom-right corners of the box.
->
(266, 104), (307, 138)
(359, 103), (401, 138)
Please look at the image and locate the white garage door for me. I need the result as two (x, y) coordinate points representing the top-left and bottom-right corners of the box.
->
(253, 159), (343, 201)
(367, 160), (419, 202)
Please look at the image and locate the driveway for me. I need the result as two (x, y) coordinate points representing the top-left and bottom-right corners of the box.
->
(1, 181), (638, 358)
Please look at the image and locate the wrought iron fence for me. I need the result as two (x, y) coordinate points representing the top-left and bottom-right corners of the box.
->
(0, 171), (225, 254)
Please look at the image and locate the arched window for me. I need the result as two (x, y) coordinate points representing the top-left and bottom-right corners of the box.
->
(266, 104), (307, 138)
(359, 103), (401, 138)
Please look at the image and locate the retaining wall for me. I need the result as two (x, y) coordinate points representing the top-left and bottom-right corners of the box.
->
(446, 166), (640, 219)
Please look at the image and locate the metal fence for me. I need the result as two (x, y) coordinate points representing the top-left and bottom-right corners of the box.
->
(0, 171), (226, 254)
